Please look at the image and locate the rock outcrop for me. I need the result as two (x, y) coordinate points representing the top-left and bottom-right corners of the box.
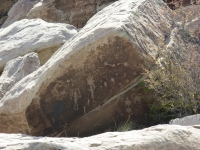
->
(2, 0), (117, 28)
(0, 0), (17, 27)
(0, 0), (180, 137)
(0, 52), (40, 99)
(0, 18), (77, 71)
(1, 125), (200, 150)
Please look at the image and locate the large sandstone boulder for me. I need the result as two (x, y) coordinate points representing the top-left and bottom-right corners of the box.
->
(0, 0), (18, 27)
(0, 0), (183, 136)
(0, 18), (77, 71)
(0, 52), (40, 99)
(2, 0), (117, 28)
(0, 125), (200, 150)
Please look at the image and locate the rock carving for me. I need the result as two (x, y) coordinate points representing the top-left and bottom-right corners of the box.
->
(104, 62), (115, 67)
(70, 88), (81, 110)
(87, 75), (95, 100)
(51, 81), (68, 100)
(117, 62), (128, 67)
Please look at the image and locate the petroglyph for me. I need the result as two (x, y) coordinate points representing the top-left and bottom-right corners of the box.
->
(104, 62), (115, 67)
(104, 82), (108, 88)
(125, 97), (131, 107)
(70, 88), (81, 110)
(117, 62), (128, 67)
(118, 109), (124, 116)
(131, 95), (142, 104)
(87, 75), (95, 100)
(126, 107), (132, 114)
(135, 96), (142, 103)
(111, 77), (115, 83)
(51, 81), (68, 100)
(98, 52), (105, 62)
(87, 99), (90, 106)
(37, 37), (145, 136)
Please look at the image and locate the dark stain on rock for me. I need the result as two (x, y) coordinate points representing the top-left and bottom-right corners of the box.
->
(64, 83), (152, 137)
(26, 36), (147, 136)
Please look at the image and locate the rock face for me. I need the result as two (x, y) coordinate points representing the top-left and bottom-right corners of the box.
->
(174, 4), (200, 35)
(2, 0), (117, 28)
(0, 0), (17, 27)
(0, 52), (40, 99)
(1, 125), (200, 150)
(0, 0), (179, 137)
(0, 18), (77, 72)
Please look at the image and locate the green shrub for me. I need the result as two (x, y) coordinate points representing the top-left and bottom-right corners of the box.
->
(117, 121), (135, 132)
(144, 46), (200, 123)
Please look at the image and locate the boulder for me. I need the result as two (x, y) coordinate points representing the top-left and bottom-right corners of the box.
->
(0, 0), (182, 136)
(0, 18), (77, 71)
(0, 125), (200, 150)
(2, 0), (117, 28)
(0, 0), (18, 27)
(170, 114), (200, 126)
(1, 0), (40, 28)
(0, 52), (40, 100)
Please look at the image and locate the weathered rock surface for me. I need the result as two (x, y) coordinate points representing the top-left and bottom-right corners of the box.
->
(0, 52), (40, 100)
(0, 0), (183, 137)
(164, 0), (200, 10)
(1, 125), (200, 150)
(170, 114), (200, 126)
(2, 0), (117, 28)
(0, 0), (17, 27)
(0, 18), (77, 71)
(174, 4), (200, 35)
(1, 0), (40, 28)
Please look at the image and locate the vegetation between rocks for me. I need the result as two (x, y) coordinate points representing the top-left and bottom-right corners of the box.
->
(143, 7), (200, 124)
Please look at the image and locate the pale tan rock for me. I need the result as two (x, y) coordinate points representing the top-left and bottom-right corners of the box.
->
(0, 52), (40, 100)
(170, 114), (200, 126)
(0, 0), (18, 27)
(2, 0), (117, 28)
(0, 0), (183, 136)
(1, 0), (40, 28)
(0, 125), (200, 150)
(0, 18), (77, 71)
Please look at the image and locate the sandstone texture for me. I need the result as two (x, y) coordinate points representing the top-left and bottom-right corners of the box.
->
(0, 18), (77, 71)
(2, 0), (40, 28)
(0, 52), (40, 99)
(1, 125), (200, 150)
(164, 0), (200, 9)
(174, 4), (200, 35)
(2, 0), (117, 28)
(0, 0), (184, 137)
(0, 0), (17, 27)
